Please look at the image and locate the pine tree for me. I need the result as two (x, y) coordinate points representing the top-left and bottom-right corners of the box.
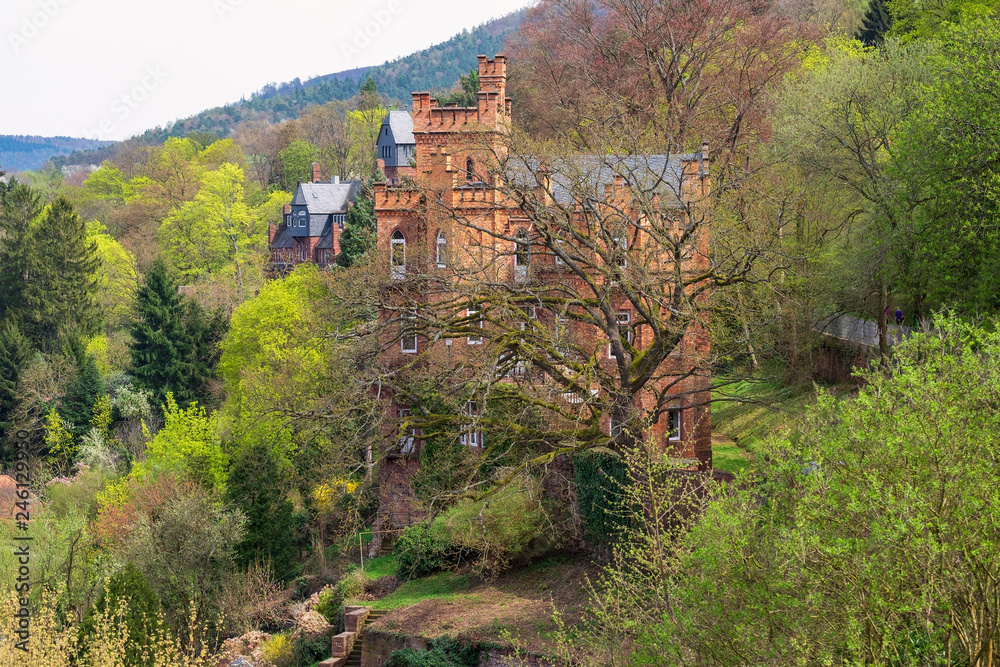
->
(60, 352), (105, 440)
(0, 321), (31, 437)
(857, 0), (893, 47)
(336, 184), (377, 268)
(182, 299), (228, 407)
(228, 440), (298, 580)
(22, 196), (100, 349)
(128, 260), (196, 412)
(0, 182), (42, 326)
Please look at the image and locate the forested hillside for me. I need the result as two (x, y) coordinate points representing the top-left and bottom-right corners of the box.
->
(5, 0), (1000, 664)
(50, 11), (524, 170)
(0, 135), (108, 172)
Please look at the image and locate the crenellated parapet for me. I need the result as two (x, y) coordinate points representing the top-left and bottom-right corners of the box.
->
(411, 55), (509, 134)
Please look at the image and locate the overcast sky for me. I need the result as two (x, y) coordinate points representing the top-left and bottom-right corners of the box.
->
(0, 0), (530, 141)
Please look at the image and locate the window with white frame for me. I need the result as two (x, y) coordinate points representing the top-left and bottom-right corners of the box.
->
(436, 230), (447, 268)
(399, 408), (416, 453)
(467, 307), (483, 344)
(401, 312), (417, 354)
(459, 401), (482, 448)
(514, 228), (529, 282)
(666, 409), (681, 441)
(298, 211), (307, 227)
(608, 311), (632, 359)
(390, 230), (406, 279)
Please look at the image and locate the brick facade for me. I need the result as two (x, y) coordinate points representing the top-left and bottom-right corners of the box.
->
(370, 55), (713, 538)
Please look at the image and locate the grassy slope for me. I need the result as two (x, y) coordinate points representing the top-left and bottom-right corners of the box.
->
(711, 368), (856, 474)
(345, 553), (601, 659)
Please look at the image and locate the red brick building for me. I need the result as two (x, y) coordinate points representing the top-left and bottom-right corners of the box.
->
(372, 55), (713, 535)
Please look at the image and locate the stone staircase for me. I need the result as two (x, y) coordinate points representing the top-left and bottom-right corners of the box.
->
(319, 606), (389, 667)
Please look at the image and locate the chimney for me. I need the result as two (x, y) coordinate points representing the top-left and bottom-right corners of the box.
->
(332, 175), (340, 185)
(311, 162), (321, 183)
(699, 142), (710, 177)
(268, 223), (277, 244)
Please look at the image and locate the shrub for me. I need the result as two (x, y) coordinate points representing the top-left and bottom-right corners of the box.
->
(385, 636), (490, 667)
(260, 633), (296, 667)
(395, 476), (554, 580)
(394, 522), (471, 582)
(573, 448), (633, 543)
(78, 563), (161, 667)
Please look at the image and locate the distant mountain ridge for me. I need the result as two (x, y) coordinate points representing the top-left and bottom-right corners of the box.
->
(49, 10), (525, 170)
(0, 135), (109, 173)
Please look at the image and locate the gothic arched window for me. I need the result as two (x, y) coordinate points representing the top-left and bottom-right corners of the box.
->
(436, 230), (447, 267)
(390, 230), (406, 279)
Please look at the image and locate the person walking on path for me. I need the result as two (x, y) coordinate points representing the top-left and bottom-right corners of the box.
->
(895, 308), (903, 326)
(885, 306), (892, 325)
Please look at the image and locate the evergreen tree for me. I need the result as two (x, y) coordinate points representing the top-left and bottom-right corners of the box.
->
(857, 0), (893, 47)
(361, 75), (378, 94)
(22, 196), (100, 349)
(0, 321), (31, 437)
(336, 183), (377, 268)
(182, 299), (228, 407)
(0, 182), (42, 326)
(228, 439), (298, 580)
(60, 352), (105, 440)
(128, 260), (197, 412)
(79, 563), (162, 667)
(440, 67), (481, 107)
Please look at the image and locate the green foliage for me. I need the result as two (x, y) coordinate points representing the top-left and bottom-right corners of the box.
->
(137, 394), (227, 490)
(116, 482), (244, 633)
(59, 352), (105, 440)
(622, 316), (1000, 665)
(0, 182), (42, 325)
(79, 563), (162, 667)
(572, 449), (632, 543)
(25, 196), (101, 346)
(385, 636), (490, 667)
(857, 0), (892, 46)
(44, 409), (77, 470)
(128, 260), (224, 411)
(260, 634), (296, 667)
(336, 183), (377, 268)
(128, 260), (195, 410)
(0, 320), (31, 434)
(888, 15), (1000, 317)
(158, 162), (263, 292)
(278, 140), (320, 191)
(227, 439), (298, 580)
(438, 67), (480, 107)
(396, 477), (552, 579)
(394, 522), (471, 582)
(87, 221), (139, 330)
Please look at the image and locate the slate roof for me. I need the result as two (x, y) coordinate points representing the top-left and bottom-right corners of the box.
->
(270, 224), (294, 249)
(292, 181), (362, 214)
(383, 110), (415, 145)
(492, 153), (702, 208)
